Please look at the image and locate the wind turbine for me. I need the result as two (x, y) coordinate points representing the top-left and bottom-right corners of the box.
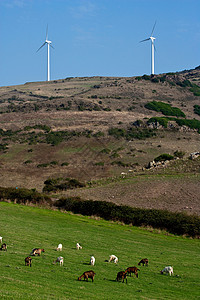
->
(140, 22), (156, 75)
(37, 26), (54, 81)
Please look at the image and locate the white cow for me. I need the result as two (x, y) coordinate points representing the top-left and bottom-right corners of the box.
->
(160, 266), (173, 276)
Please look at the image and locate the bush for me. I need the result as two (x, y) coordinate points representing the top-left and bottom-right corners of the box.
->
(108, 127), (156, 140)
(100, 148), (111, 154)
(148, 117), (169, 128)
(61, 162), (69, 166)
(175, 118), (200, 132)
(50, 161), (58, 165)
(95, 162), (104, 166)
(154, 153), (174, 162)
(142, 74), (151, 80)
(194, 105), (200, 116)
(174, 150), (185, 158)
(111, 161), (129, 167)
(37, 163), (49, 168)
(24, 160), (32, 164)
(190, 84), (200, 96)
(145, 101), (185, 117)
(43, 177), (85, 193)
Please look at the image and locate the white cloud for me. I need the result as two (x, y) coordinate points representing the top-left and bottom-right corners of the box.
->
(0, 0), (30, 8)
(70, 0), (98, 19)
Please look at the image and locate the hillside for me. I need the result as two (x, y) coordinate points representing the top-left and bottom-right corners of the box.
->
(0, 67), (200, 215)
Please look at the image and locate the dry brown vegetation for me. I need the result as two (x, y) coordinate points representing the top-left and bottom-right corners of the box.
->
(0, 68), (200, 215)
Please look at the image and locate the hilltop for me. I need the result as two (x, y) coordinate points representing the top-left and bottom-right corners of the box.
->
(0, 67), (199, 215)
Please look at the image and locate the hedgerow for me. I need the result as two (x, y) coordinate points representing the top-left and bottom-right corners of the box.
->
(0, 187), (52, 205)
(55, 198), (200, 237)
(0, 187), (199, 237)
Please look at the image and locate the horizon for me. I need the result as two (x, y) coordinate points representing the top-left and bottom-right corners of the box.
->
(0, 0), (199, 87)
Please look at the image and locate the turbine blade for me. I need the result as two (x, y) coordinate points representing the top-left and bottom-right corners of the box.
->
(151, 21), (156, 36)
(50, 44), (55, 49)
(36, 42), (46, 52)
(140, 38), (150, 43)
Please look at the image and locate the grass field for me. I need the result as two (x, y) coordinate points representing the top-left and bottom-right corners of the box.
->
(0, 202), (199, 299)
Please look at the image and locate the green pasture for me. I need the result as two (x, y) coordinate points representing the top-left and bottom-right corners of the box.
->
(0, 202), (199, 299)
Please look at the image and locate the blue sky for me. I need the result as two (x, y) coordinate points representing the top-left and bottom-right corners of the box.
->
(0, 0), (199, 86)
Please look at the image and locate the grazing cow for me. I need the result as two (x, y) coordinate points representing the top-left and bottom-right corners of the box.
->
(0, 237), (2, 243)
(138, 258), (149, 266)
(78, 270), (95, 282)
(108, 255), (118, 264)
(76, 243), (82, 250)
(0, 243), (7, 251)
(116, 271), (127, 283)
(53, 256), (64, 266)
(25, 256), (32, 267)
(160, 266), (174, 276)
(125, 266), (140, 278)
(57, 244), (62, 251)
(90, 256), (95, 266)
(30, 248), (45, 256)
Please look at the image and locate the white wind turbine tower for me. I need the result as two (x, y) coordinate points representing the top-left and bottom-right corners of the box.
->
(37, 26), (54, 81)
(140, 22), (156, 75)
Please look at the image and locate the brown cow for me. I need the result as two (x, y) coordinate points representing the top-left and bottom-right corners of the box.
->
(138, 258), (149, 266)
(25, 256), (32, 267)
(116, 271), (127, 283)
(125, 266), (140, 278)
(0, 243), (7, 251)
(30, 248), (45, 256)
(78, 270), (96, 282)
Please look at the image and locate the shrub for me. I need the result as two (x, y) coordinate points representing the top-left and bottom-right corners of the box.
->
(190, 84), (200, 96)
(145, 101), (185, 117)
(111, 161), (129, 167)
(176, 80), (193, 88)
(43, 177), (85, 193)
(110, 152), (120, 158)
(100, 148), (111, 154)
(24, 125), (51, 132)
(108, 127), (156, 140)
(61, 162), (69, 166)
(37, 163), (49, 168)
(174, 150), (185, 158)
(148, 117), (170, 128)
(151, 78), (159, 83)
(93, 131), (104, 137)
(154, 153), (174, 162)
(50, 161), (58, 165)
(24, 160), (32, 164)
(95, 162), (104, 166)
(175, 118), (200, 132)
(194, 105), (200, 116)
(142, 74), (151, 80)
